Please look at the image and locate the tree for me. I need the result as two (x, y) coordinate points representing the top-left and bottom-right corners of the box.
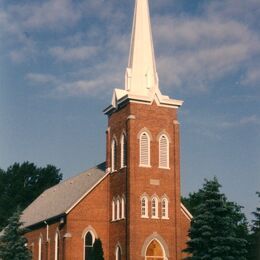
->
(0, 208), (31, 260)
(183, 177), (248, 260)
(89, 239), (104, 260)
(248, 191), (260, 260)
(0, 162), (62, 230)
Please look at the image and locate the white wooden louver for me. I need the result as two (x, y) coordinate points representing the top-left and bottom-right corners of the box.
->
(140, 133), (150, 166)
(159, 135), (169, 168)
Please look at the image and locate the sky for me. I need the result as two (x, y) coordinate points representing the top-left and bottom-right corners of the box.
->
(0, 0), (259, 220)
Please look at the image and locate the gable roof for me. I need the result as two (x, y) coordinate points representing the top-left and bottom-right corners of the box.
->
(21, 162), (106, 228)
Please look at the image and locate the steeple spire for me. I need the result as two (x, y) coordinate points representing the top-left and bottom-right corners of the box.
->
(104, 0), (183, 115)
(125, 0), (159, 96)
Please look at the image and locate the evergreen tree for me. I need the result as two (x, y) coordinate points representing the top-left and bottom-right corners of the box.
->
(89, 239), (104, 260)
(248, 191), (260, 260)
(184, 177), (248, 260)
(0, 208), (31, 260)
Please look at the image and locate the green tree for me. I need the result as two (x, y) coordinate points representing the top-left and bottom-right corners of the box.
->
(248, 191), (260, 260)
(0, 162), (62, 230)
(0, 208), (31, 260)
(183, 177), (248, 260)
(89, 239), (104, 260)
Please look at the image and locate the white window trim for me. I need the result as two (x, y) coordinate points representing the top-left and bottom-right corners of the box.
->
(111, 138), (117, 172)
(161, 198), (169, 219)
(159, 134), (170, 169)
(112, 199), (116, 221)
(38, 236), (42, 260)
(120, 134), (127, 168)
(83, 231), (95, 260)
(141, 196), (149, 218)
(139, 132), (151, 167)
(116, 198), (120, 220)
(121, 196), (125, 219)
(115, 245), (122, 260)
(151, 197), (159, 219)
(54, 231), (59, 260)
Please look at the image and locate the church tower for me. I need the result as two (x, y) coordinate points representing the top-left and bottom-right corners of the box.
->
(104, 0), (189, 259)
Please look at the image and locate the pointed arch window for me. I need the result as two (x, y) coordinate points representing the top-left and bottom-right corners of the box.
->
(116, 198), (120, 220)
(111, 138), (117, 172)
(121, 134), (127, 167)
(141, 196), (148, 218)
(151, 197), (159, 219)
(84, 231), (94, 260)
(161, 198), (169, 219)
(55, 231), (59, 260)
(38, 236), (42, 260)
(139, 132), (150, 166)
(112, 199), (116, 221)
(121, 196), (125, 219)
(159, 134), (169, 168)
(116, 245), (122, 260)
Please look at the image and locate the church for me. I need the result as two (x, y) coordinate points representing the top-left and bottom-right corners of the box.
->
(22, 0), (192, 259)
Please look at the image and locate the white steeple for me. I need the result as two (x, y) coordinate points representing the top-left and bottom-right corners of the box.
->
(104, 0), (183, 114)
(125, 0), (159, 96)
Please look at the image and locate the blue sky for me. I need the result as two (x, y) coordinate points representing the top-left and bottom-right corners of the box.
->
(0, 0), (259, 220)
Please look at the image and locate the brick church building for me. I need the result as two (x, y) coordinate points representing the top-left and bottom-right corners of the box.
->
(22, 0), (192, 259)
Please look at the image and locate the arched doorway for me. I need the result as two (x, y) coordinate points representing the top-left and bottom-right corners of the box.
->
(145, 239), (165, 260)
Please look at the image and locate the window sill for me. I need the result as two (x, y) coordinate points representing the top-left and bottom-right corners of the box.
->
(159, 167), (170, 170)
(139, 164), (151, 168)
(111, 170), (118, 174)
(141, 216), (149, 219)
(111, 217), (125, 222)
(151, 216), (159, 219)
(120, 166), (127, 170)
(162, 217), (169, 220)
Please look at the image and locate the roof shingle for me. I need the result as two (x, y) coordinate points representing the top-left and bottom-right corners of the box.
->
(21, 162), (106, 228)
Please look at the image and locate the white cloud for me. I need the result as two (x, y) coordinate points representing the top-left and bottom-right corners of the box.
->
(49, 46), (98, 62)
(8, 0), (81, 30)
(153, 12), (260, 92)
(26, 73), (58, 85)
(2, 0), (260, 97)
(241, 67), (260, 87)
(219, 115), (260, 129)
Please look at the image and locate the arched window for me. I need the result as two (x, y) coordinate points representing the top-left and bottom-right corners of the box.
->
(116, 245), (122, 260)
(112, 199), (116, 221)
(111, 138), (117, 172)
(151, 197), (159, 218)
(38, 236), (42, 260)
(145, 239), (164, 259)
(121, 196), (125, 219)
(141, 196), (148, 218)
(159, 134), (169, 168)
(121, 134), (127, 167)
(139, 132), (150, 166)
(161, 198), (169, 219)
(116, 198), (120, 220)
(55, 231), (59, 260)
(84, 232), (94, 260)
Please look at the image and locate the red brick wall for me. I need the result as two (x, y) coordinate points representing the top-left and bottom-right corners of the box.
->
(180, 210), (191, 259)
(25, 221), (66, 260)
(65, 176), (110, 260)
(25, 175), (109, 260)
(107, 101), (187, 260)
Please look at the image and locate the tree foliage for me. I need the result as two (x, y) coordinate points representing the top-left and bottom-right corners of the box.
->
(0, 162), (62, 230)
(248, 191), (260, 260)
(89, 239), (104, 260)
(0, 208), (31, 260)
(183, 177), (248, 260)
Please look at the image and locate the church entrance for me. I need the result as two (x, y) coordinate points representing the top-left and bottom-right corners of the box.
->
(145, 239), (166, 260)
